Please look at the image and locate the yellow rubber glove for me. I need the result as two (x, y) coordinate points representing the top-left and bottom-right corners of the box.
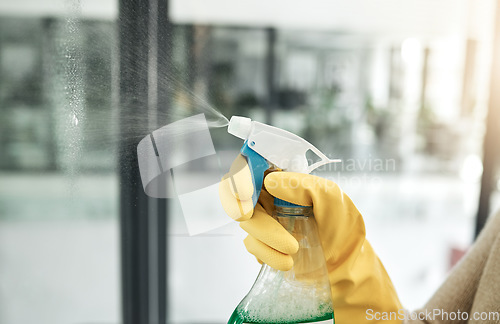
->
(219, 155), (402, 324)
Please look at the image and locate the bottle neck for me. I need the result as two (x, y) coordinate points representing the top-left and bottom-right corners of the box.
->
(275, 206), (313, 218)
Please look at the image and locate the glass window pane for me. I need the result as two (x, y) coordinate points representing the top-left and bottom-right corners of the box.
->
(0, 2), (119, 324)
(2, 1), (499, 323)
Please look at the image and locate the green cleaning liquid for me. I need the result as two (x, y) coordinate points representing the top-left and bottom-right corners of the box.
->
(228, 306), (334, 324)
(228, 200), (335, 324)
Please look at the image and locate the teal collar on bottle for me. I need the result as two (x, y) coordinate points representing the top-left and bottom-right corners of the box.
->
(274, 197), (309, 208)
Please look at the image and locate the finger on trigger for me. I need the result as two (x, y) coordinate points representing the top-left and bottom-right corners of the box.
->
(264, 172), (314, 207)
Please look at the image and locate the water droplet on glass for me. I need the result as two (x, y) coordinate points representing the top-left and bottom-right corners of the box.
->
(72, 113), (79, 126)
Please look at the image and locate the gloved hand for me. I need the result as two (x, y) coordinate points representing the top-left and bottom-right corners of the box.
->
(219, 154), (402, 324)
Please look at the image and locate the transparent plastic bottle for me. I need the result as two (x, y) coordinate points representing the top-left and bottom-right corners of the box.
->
(228, 199), (335, 324)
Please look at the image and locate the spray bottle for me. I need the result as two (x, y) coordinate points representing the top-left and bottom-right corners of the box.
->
(226, 116), (339, 324)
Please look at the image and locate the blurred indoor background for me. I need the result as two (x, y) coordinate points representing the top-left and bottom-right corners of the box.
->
(1, 0), (500, 323)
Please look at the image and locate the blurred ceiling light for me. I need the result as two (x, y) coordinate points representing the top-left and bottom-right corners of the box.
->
(460, 154), (483, 183)
(401, 38), (421, 64)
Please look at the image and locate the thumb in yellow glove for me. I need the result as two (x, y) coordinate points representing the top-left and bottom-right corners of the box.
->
(219, 155), (402, 324)
(220, 154), (299, 270)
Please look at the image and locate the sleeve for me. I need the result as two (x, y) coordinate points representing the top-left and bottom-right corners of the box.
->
(403, 211), (500, 324)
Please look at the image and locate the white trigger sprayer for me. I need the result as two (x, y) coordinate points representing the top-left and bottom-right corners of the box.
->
(228, 116), (340, 207)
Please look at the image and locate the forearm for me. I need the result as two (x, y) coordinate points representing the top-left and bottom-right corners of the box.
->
(404, 212), (500, 324)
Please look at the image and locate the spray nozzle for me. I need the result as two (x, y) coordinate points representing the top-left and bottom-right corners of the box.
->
(228, 116), (252, 139)
(228, 116), (339, 174)
(228, 116), (340, 208)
